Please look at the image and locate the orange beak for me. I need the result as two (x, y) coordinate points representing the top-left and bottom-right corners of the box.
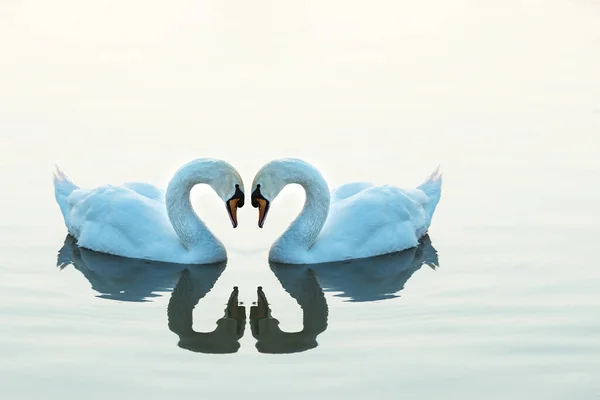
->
(227, 198), (240, 228)
(257, 198), (269, 228)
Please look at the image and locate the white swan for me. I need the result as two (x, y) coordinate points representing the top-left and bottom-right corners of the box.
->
(54, 158), (245, 264)
(251, 158), (442, 264)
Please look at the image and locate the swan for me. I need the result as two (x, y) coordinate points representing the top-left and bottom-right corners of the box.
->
(53, 158), (245, 264)
(251, 158), (442, 264)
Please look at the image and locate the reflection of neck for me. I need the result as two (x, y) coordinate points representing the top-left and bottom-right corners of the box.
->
(165, 160), (218, 249)
(167, 268), (246, 354)
(252, 269), (329, 354)
(274, 162), (330, 252)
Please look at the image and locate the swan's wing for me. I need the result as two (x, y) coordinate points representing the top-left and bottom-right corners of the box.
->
(121, 182), (165, 201)
(67, 184), (179, 259)
(330, 182), (374, 203)
(399, 187), (430, 208)
(316, 185), (428, 260)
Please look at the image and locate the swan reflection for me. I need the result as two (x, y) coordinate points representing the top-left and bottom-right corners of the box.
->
(258, 235), (439, 353)
(167, 271), (246, 354)
(250, 270), (328, 354)
(57, 235), (225, 302)
(273, 234), (439, 303)
(56, 234), (439, 354)
(57, 235), (246, 353)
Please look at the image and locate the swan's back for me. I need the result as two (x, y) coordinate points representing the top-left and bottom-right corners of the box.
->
(323, 185), (427, 250)
(330, 182), (373, 202)
(310, 168), (442, 262)
(122, 182), (165, 201)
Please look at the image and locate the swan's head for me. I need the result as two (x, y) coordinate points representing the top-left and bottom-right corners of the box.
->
(251, 158), (321, 228)
(167, 158), (245, 229)
(213, 166), (245, 229)
(251, 160), (292, 228)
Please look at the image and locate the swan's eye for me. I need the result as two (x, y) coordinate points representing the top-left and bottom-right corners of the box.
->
(251, 184), (265, 208)
(235, 184), (239, 189)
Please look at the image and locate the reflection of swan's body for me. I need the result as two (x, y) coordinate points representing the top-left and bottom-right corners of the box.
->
(251, 158), (442, 264)
(250, 271), (328, 354)
(58, 236), (243, 353)
(168, 272), (246, 354)
(271, 235), (439, 303)
(54, 158), (245, 264)
(57, 235), (225, 302)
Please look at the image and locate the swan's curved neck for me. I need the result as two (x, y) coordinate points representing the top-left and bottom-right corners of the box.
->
(274, 162), (330, 252)
(165, 160), (220, 249)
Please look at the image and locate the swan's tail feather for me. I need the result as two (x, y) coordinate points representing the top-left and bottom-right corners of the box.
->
(417, 166), (442, 225)
(53, 166), (79, 226)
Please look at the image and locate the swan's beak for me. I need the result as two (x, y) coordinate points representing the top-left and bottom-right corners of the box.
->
(227, 198), (240, 228)
(251, 185), (270, 228)
(257, 198), (270, 228)
(226, 185), (244, 228)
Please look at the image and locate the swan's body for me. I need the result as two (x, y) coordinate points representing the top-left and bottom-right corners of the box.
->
(54, 159), (244, 264)
(251, 158), (442, 264)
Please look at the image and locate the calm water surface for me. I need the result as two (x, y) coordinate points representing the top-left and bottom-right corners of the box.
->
(1, 1), (599, 399)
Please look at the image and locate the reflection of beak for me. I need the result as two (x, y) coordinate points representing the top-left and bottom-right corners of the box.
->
(226, 286), (240, 318)
(227, 198), (240, 228)
(255, 286), (270, 318)
(226, 286), (246, 336)
(257, 198), (270, 228)
(250, 286), (271, 338)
